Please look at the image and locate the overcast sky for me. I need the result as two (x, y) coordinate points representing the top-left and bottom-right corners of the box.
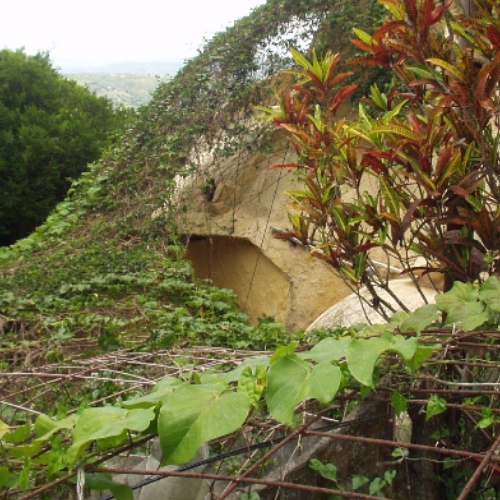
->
(1, 0), (267, 70)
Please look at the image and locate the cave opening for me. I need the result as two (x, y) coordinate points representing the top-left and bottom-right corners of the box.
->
(185, 235), (290, 325)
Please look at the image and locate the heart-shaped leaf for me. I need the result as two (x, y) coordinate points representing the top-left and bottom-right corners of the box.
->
(159, 383), (250, 464)
(267, 355), (341, 426)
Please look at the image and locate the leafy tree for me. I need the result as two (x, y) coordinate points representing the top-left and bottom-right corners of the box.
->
(0, 49), (125, 245)
(259, 0), (500, 319)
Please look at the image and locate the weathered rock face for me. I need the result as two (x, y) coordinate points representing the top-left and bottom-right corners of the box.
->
(177, 144), (352, 331)
(187, 235), (291, 324)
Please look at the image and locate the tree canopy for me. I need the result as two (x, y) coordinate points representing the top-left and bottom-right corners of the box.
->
(0, 49), (125, 246)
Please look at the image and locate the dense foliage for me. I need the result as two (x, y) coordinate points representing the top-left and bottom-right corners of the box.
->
(2, 0), (500, 498)
(0, 49), (126, 245)
(260, 0), (500, 319)
(0, 0), (386, 351)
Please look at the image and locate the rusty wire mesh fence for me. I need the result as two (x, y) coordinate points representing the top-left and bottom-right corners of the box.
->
(1, 328), (500, 500)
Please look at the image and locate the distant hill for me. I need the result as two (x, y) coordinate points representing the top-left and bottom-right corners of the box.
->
(59, 59), (185, 75)
(63, 60), (185, 107)
(66, 73), (170, 108)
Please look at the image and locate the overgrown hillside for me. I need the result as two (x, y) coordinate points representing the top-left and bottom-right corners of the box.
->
(0, 0), (385, 358)
(3, 1), (500, 499)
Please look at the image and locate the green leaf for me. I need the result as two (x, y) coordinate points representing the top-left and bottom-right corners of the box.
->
(152, 377), (184, 392)
(379, 177), (401, 221)
(68, 407), (155, 465)
(352, 474), (370, 490)
(477, 407), (495, 429)
(426, 394), (447, 421)
(442, 457), (459, 470)
(0, 467), (9, 489)
(435, 281), (479, 313)
(47, 435), (67, 477)
(426, 58), (465, 81)
(73, 407), (154, 442)
(369, 477), (386, 496)
(479, 276), (500, 312)
(122, 377), (182, 409)
(400, 304), (440, 334)
(299, 337), (351, 363)
(219, 356), (270, 383)
(384, 470), (396, 485)
(392, 447), (409, 458)
(382, 99), (407, 123)
(86, 473), (133, 500)
(270, 342), (298, 364)
(353, 27), (373, 44)
(369, 84), (387, 109)
(445, 302), (489, 330)
(159, 383), (250, 464)
(266, 356), (342, 426)
(406, 64), (434, 79)
(290, 47), (313, 72)
(391, 391), (408, 416)
(4, 422), (30, 444)
(19, 456), (30, 491)
(346, 334), (418, 387)
(354, 252), (368, 281)
(35, 414), (78, 441)
(308, 458), (338, 482)
(241, 492), (261, 500)
(0, 420), (10, 440)
(405, 344), (439, 372)
(6, 441), (41, 459)
(371, 124), (420, 141)
(238, 365), (267, 407)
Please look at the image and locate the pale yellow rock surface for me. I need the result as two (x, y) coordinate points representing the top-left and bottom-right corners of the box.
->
(307, 278), (438, 330)
(174, 143), (351, 331)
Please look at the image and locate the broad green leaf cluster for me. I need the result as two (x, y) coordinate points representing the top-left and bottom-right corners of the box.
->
(0, 312), (439, 496)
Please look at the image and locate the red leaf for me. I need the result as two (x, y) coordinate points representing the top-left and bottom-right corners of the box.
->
(353, 243), (378, 252)
(401, 199), (420, 233)
(487, 25), (500, 51)
(402, 0), (418, 25)
(331, 84), (358, 114)
(291, 84), (316, 103)
(349, 38), (376, 53)
(349, 56), (392, 69)
(307, 69), (326, 93)
(326, 54), (341, 84)
(448, 185), (470, 197)
(273, 232), (298, 240)
(328, 71), (354, 89)
(408, 112), (421, 136)
(419, 0), (434, 35)
(429, 3), (449, 25)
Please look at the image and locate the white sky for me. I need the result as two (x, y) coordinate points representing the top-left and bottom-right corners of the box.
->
(1, 0), (267, 69)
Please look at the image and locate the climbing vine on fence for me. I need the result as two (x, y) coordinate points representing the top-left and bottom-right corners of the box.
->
(0, 311), (433, 497)
(5, 277), (500, 497)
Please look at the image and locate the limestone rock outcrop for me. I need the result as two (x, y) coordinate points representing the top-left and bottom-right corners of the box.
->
(176, 143), (352, 331)
(307, 279), (438, 330)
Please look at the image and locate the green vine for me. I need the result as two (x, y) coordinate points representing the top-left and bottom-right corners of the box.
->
(5, 278), (500, 497)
